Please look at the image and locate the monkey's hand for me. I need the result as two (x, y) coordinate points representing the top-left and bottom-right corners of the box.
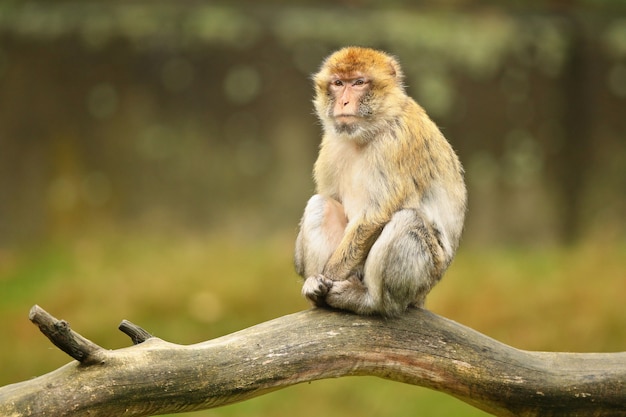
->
(302, 274), (333, 306)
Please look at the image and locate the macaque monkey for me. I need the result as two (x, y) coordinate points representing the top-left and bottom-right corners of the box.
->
(294, 47), (467, 317)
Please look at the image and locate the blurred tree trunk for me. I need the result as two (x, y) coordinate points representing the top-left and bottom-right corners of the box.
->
(553, 12), (593, 243)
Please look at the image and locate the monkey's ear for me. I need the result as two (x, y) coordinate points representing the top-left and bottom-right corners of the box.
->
(388, 57), (404, 82)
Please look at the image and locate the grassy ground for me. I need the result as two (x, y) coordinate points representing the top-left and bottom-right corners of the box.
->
(1, 232), (624, 416)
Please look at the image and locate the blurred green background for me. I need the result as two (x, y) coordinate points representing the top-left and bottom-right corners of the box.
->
(1, 1), (625, 416)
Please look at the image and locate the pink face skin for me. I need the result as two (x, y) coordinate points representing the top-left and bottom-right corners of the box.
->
(329, 73), (370, 122)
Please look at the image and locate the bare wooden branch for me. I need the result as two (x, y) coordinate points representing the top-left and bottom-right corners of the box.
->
(28, 304), (105, 365)
(1, 306), (625, 417)
(119, 319), (153, 345)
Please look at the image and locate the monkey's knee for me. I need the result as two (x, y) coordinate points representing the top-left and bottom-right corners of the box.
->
(295, 195), (346, 278)
(301, 195), (346, 235)
(364, 210), (440, 315)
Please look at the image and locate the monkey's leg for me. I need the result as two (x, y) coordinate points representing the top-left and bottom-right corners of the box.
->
(294, 195), (347, 305)
(324, 209), (446, 317)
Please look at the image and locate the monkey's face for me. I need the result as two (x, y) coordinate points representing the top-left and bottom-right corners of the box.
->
(313, 47), (406, 142)
(326, 74), (374, 135)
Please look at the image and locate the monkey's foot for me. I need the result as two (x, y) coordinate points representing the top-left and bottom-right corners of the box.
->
(302, 275), (333, 306)
(323, 276), (375, 315)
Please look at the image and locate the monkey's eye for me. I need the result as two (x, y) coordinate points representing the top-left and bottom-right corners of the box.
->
(331, 80), (343, 87)
(353, 79), (365, 86)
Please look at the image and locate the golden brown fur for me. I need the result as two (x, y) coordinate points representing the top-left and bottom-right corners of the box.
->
(295, 47), (466, 316)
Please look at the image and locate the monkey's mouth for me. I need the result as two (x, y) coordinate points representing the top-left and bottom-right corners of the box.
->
(334, 114), (360, 122)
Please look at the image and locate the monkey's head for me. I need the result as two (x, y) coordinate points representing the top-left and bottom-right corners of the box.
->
(313, 47), (406, 142)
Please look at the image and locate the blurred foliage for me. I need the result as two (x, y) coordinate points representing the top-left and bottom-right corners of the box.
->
(0, 2), (625, 245)
(1, 2), (625, 416)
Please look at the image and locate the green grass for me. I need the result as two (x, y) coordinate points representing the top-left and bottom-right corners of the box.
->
(1, 232), (624, 416)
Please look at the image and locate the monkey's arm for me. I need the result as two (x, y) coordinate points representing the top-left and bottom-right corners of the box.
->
(322, 177), (408, 281)
(321, 216), (385, 281)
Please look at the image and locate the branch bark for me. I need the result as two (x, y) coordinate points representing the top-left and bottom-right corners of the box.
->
(0, 306), (624, 417)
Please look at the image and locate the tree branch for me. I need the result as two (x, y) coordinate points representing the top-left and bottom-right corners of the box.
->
(118, 319), (153, 345)
(1, 306), (625, 417)
(28, 304), (106, 365)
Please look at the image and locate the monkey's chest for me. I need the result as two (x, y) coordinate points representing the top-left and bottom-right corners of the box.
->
(335, 160), (375, 221)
